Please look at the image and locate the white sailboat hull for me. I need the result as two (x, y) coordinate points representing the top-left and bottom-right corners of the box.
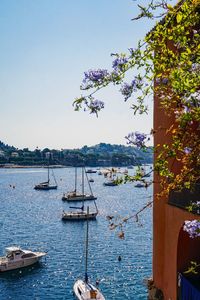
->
(34, 184), (57, 190)
(73, 279), (105, 300)
(62, 211), (97, 220)
(62, 194), (97, 201)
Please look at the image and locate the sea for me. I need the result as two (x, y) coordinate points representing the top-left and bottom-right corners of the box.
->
(0, 167), (152, 300)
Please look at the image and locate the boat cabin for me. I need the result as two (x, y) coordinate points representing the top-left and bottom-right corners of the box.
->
(5, 247), (36, 260)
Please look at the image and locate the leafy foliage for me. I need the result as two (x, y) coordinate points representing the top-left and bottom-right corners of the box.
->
(74, 0), (200, 197)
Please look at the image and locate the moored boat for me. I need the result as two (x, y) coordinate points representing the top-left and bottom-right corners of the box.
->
(34, 181), (57, 190)
(62, 210), (97, 221)
(0, 246), (46, 272)
(85, 169), (97, 174)
(73, 279), (105, 300)
(62, 167), (97, 201)
(34, 156), (57, 190)
(73, 207), (105, 299)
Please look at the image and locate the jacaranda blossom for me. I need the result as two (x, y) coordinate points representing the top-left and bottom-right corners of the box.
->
(88, 99), (105, 115)
(112, 56), (128, 71)
(183, 220), (200, 238)
(125, 131), (148, 148)
(184, 147), (192, 154)
(82, 69), (109, 89)
(120, 81), (137, 101)
(120, 77), (143, 101)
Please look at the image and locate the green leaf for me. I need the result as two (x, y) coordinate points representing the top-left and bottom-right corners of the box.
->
(176, 13), (182, 23)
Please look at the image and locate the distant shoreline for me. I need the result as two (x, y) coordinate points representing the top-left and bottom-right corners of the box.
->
(0, 164), (67, 169)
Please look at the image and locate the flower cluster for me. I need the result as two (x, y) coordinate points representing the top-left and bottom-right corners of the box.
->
(120, 81), (137, 101)
(112, 56), (128, 71)
(128, 47), (135, 57)
(125, 131), (148, 148)
(88, 99), (105, 115)
(120, 77), (143, 101)
(82, 69), (109, 89)
(184, 147), (192, 154)
(183, 220), (200, 238)
(155, 77), (169, 85)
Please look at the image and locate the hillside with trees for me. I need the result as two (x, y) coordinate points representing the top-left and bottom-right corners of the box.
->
(0, 141), (153, 167)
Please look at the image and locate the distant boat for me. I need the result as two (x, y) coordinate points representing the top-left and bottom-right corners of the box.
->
(103, 180), (118, 186)
(73, 207), (105, 300)
(34, 162), (57, 190)
(134, 183), (146, 188)
(62, 167), (97, 201)
(103, 171), (118, 186)
(85, 169), (97, 174)
(0, 246), (46, 272)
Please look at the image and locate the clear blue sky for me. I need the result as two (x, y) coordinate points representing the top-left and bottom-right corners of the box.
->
(0, 0), (155, 150)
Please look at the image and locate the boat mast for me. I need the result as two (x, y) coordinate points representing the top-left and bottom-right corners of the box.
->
(82, 167), (84, 211)
(82, 167), (84, 195)
(47, 154), (50, 183)
(75, 167), (77, 192)
(85, 206), (89, 283)
(84, 167), (93, 195)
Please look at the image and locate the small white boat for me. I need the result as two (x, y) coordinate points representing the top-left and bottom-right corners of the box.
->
(0, 246), (46, 272)
(62, 210), (98, 221)
(73, 207), (105, 300)
(73, 279), (105, 300)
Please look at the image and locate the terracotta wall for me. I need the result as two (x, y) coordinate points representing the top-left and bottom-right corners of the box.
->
(153, 87), (200, 299)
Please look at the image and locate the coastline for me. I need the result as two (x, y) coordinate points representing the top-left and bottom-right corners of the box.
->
(0, 164), (67, 169)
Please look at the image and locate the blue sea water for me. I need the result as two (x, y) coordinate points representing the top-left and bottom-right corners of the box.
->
(0, 167), (152, 300)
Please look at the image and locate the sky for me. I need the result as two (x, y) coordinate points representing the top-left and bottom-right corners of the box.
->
(0, 0), (155, 150)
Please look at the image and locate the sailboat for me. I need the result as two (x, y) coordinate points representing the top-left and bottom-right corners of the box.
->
(62, 198), (98, 220)
(62, 167), (97, 201)
(73, 207), (105, 300)
(34, 160), (57, 190)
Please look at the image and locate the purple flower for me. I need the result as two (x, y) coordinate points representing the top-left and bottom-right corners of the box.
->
(120, 81), (136, 101)
(82, 69), (109, 89)
(88, 99), (105, 115)
(183, 105), (190, 113)
(125, 131), (148, 148)
(128, 48), (135, 56)
(155, 77), (168, 85)
(184, 147), (192, 154)
(120, 78), (143, 101)
(183, 220), (200, 238)
(112, 56), (128, 71)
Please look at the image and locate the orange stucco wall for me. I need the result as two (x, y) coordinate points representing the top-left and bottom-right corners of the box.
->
(153, 88), (200, 299)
